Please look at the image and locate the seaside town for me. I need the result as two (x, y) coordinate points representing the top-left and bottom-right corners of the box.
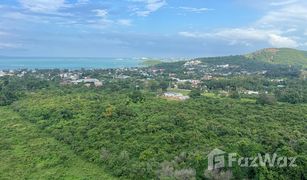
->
(1, 0), (307, 179)
(0, 56), (301, 101)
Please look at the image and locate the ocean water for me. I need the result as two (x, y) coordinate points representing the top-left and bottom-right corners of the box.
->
(0, 57), (144, 70)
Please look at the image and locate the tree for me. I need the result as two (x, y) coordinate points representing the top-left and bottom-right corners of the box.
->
(257, 94), (277, 105)
(129, 90), (145, 103)
(229, 90), (241, 99)
(189, 89), (202, 99)
(0, 90), (18, 106)
(148, 80), (159, 92)
(277, 89), (303, 104)
(159, 81), (169, 92)
(178, 82), (192, 90)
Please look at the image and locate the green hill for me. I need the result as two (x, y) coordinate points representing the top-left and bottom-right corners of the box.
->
(246, 48), (307, 67)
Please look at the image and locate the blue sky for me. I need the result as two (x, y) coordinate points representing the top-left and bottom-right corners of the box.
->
(0, 0), (307, 57)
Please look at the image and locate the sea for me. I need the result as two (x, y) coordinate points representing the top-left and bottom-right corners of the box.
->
(0, 57), (145, 70)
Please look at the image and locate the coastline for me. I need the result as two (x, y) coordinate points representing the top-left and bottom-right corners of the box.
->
(0, 57), (143, 70)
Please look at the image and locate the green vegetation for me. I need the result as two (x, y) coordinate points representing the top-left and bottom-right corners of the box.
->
(256, 93), (277, 105)
(189, 89), (202, 98)
(0, 49), (307, 179)
(0, 107), (115, 180)
(8, 90), (306, 179)
(246, 48), (307, 67)
(156, 55), (301, 79)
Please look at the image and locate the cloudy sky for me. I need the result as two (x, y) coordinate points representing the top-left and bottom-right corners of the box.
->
(0, 0), (307, 57)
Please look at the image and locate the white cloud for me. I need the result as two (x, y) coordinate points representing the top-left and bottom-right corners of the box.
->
(0, 42), (21, 49)
(268, 34), (298, 47)
(214, 28), (272, 41)
(131, 0), (167, 16)
(117, 19), (132, 26)
(180, 28), (276, 41)
(93, 9), (108, 18)
(179, 7), (213, 13)
(179, 0), (306, 49)
(19, 0), (68, 13)
(270, 0), (298, 6)
(146, 0), (166, 11)
(76, 0), (89, 5)
(89, 12), (132, 28)
(258, 4), (307, 26)
(285, 28), (297, 33)
(179, 28), (299, 48)
(178, 32), (200, 38)
(0, 31), (9, 36)
(2, 11), (71, 24)
(89, 18), (133, 28)
(91, 9), (125, 28)
(234, 0), (301, 9)
(87, 19), (113, 28)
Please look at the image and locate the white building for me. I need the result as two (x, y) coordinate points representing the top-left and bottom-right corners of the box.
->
(217, 64), (229, 68)
(245, 90), (259, 95)
(163, 92), (190, 100)
(72, 78), (103, 87)
(184, 60), (202, 66)
(0, 71), (5, 77)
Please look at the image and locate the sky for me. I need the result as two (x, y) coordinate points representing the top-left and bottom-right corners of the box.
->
(0, 0), (307, 57)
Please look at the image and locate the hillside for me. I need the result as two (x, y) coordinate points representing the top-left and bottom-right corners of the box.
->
(10, 91), (307, 179)
(246, 48), (307, 67)
(155, 48), (307, 77)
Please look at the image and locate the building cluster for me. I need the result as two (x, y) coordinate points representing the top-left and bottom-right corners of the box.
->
(184, 60), (202, 66)
(0, 70), (14, 77)
(60, 72), (80, 81)
(0, 57), (294, 101)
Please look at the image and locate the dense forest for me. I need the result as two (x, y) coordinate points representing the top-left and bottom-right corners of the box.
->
(9, 89), (307, 179)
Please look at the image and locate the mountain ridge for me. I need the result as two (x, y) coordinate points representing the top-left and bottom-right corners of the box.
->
(245, 48), (307, 67)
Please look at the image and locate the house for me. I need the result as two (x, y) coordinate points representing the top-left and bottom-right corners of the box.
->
(190, 80), (201, 87)
(184, 60), (202, 66)
(0, 71), (6, 77)
(169, 73), (176, 77)
(270, 79), (284, 83)
(163, 92), (190, 101)
(244, 90), (259, 95)
(0, 70), (14, 77)
(217, 64), (229, 68)
(202, 75), (213, 80)
(60, 73), (79, 80)
(71, 78), (103, 87)
(117, 75), (130, 79)
(277, 85), (285, 88)
(17, 71), (27, 77)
